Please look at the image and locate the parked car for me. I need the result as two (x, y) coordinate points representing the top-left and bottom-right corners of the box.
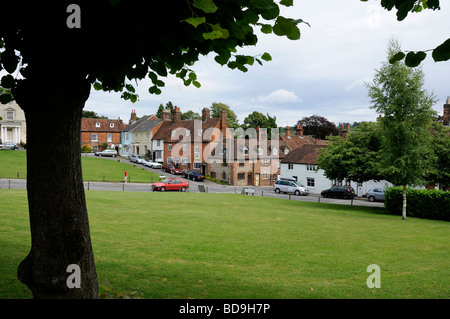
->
(0, 142), (18, 150)
(321, 186), (356, 199)
(188, 171), (206, 181)
(130, 154), (145, 164)
(162, 163), (183, 174)
(143, 160), (162, 169)
(365, 187), (385, 202)
(273, 179), (310, 196)
(95, 149), (118, 157)
(181, 169), (190, 178)
(151, 178), (189, 192)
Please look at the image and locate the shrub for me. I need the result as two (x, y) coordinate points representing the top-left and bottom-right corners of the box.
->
(81, 145), (93, 153)
(385, 187), (450, 221)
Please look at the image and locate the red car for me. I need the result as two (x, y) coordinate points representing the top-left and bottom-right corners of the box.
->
(162, 163), (183, 175)
(152, 178), (189, 192)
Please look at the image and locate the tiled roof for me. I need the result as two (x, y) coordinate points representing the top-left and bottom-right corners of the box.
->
(81, 118), (128, 132)
(281, 144), (327, 165)
(152, 118), (221, 142)
(280, 134), (315, 150)
(132, 118), (162, 132)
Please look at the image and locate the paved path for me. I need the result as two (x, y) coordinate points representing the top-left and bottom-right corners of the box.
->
(1, 156), (385, 208)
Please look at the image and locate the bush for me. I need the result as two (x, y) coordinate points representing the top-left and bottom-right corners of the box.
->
(385, 187), (450, 221)
(81, 145), (93, 153)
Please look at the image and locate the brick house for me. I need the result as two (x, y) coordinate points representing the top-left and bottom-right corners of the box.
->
(151, 107), (228, 175)
(81, 118), (128, 152)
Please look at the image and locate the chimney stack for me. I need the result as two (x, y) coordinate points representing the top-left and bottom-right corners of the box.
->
(173, 106), (181, 122)
(285, 126), (290, 137)
(443, 97), (450, 126)
(296, 124), (303, 137)
(202, 107), (210, 122)
(162, 109), (171, 121)
(131, 109), (137, 123)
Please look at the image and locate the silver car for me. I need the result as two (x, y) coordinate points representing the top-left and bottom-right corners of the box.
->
(130, 154), (145, 164)
(365, 187), (385, 202)
(273, 179), (310, 196)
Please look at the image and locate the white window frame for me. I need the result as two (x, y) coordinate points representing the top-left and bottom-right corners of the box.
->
(95, 122), (101, 127)
(107, 134), (113, 142)
(307, 177), (315, 187)
(91, 134), (98, 142)
(110, 123), (114, 128)
(168, 144), (172, 151)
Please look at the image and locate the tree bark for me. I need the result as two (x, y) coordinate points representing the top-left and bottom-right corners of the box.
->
(15, 75), (98, 298)
(402, 185), (407, 220)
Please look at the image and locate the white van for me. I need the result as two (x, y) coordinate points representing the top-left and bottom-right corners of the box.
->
(273, 177), (310, 196)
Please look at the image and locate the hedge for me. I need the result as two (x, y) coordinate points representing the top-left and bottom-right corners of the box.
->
(384, 187), (450, 221)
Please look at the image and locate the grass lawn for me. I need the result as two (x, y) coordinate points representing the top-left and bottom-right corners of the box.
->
(0, 150), (159, 183)
(0, 190), (449, 299)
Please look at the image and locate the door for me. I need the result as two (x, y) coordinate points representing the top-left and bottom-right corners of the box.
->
(255, 174), (260, 187)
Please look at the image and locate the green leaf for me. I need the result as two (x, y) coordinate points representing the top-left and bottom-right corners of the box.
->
(404, 51), (427, 67)
(261, 52), (272, 62)
(273, 16), (300, 40)
(188, 72), (197, 81)
(182, 16), (206, 28)
(203, 24), (229, 40)
(193, 80), (201, 88)
(260, 24), (272, 34)
(280, 0), (293, 7)
(0, 91), (13, 104)
(93, 82), (103, 91)
(389, 51), (406, 64)
(432, 38), (450, 62)
(193, 0), (218, 13)
(125, 84), (135, 93)
(148, 85), (162, 95)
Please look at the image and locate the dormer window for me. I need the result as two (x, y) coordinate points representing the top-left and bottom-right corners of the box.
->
(172, 130), (176, 137)
(95, 122), (101, 127)
(284, 148), (289, 155)
(186, 130), (190, 136)
(110, 123), (114, 128)
(257, 147), (263, 155)
(243, 146), (249, 155)
(272, 147), (278, 155)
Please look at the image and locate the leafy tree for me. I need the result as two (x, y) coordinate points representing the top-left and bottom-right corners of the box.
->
(181, 110), (202, 120)
(0, 0), (303, 298)
(242, 111), (277, 138)
(365, 38), (437, 220)
(426, 121), (450, 190)
(297, 115), (339, 140)
(211, 102), (240, 128)
(317, 121), (384, 184)
(82, 110), (108, 119)
(155, 104), (165, 119)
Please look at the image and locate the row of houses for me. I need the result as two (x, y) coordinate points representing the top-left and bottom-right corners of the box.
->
(79, 106), (386, 194)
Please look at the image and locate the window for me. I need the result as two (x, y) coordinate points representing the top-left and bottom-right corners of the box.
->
(124, 132), (129, 141)
(107, 134), (112, 142)
(288, 163), (294, 170)
(238, 173), (245, 180)
(175, 158), (180, 164)
(168, 144), (172, 151)
(182, 144), (187, 152)
(258, 147), (263, 155)
(146, 133), (150, 139)
(171, 130), (175, 137)
(222, 172), (226, 180)
(135, 133), (139, 140)
(262, 172), (269, 179)
(167, 157), (173, 164)
(211, 172), (216, 179)
(239, 161), (245, 167)
(144, 145), (148, 153)
(194, 146), (199, 153)
(272, 147), (278, 155)
(284, 148), (289, 155)
(110, 123), (114, 128)
(157, 140), (161, 147)
(91, 134), (98, 142)
(182, 158), (187, 165)
(262, 159), (269, 166)
(193, 162), (202, 170)
(7, 111), (13, 120)
(186, 130), (190, 136)
(307, 178), (315, 187)
(95, 122), (101, 127)
(198, 129), (202, 137)
(307, 165), (317, 171)
(243, 146), (249, 155)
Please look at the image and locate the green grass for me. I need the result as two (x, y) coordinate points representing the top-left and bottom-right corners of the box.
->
(0, 150), (159, 183)
(0, 190), (449, 299)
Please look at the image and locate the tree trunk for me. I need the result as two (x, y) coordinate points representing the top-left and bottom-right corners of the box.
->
(15, 75), (98, 298)
(402, 185), (407, 220)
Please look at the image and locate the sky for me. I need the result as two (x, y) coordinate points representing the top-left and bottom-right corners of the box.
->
(84, 0), (449, 127)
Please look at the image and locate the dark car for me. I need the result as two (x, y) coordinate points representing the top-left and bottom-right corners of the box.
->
(321, 186), (356, 199)
(162, 163), (183, 175)
(188, 171), (206, 181)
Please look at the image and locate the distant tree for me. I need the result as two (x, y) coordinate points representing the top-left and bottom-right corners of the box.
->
(426, 121), (450, 190)
(155, 104), (165, 119)
(82, 110), (108, 119)
(297, 115), (339, 140)
(366, 38), (437, 220)
(211, 102), (239, 128)
(242, 111), (277, 138)
(181, 110), (201, 120)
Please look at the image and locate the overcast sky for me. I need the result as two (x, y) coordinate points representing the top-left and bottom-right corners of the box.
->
(85, 0), (449, 127)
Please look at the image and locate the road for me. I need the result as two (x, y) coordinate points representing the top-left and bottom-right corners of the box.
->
(0, 155), (385, 208)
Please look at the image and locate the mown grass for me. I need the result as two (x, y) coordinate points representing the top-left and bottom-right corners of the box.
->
(0, 190), (448, 299)
(0, 150), (159, 183)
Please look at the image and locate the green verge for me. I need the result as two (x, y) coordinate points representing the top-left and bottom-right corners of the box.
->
(0, 190), (448, 299)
